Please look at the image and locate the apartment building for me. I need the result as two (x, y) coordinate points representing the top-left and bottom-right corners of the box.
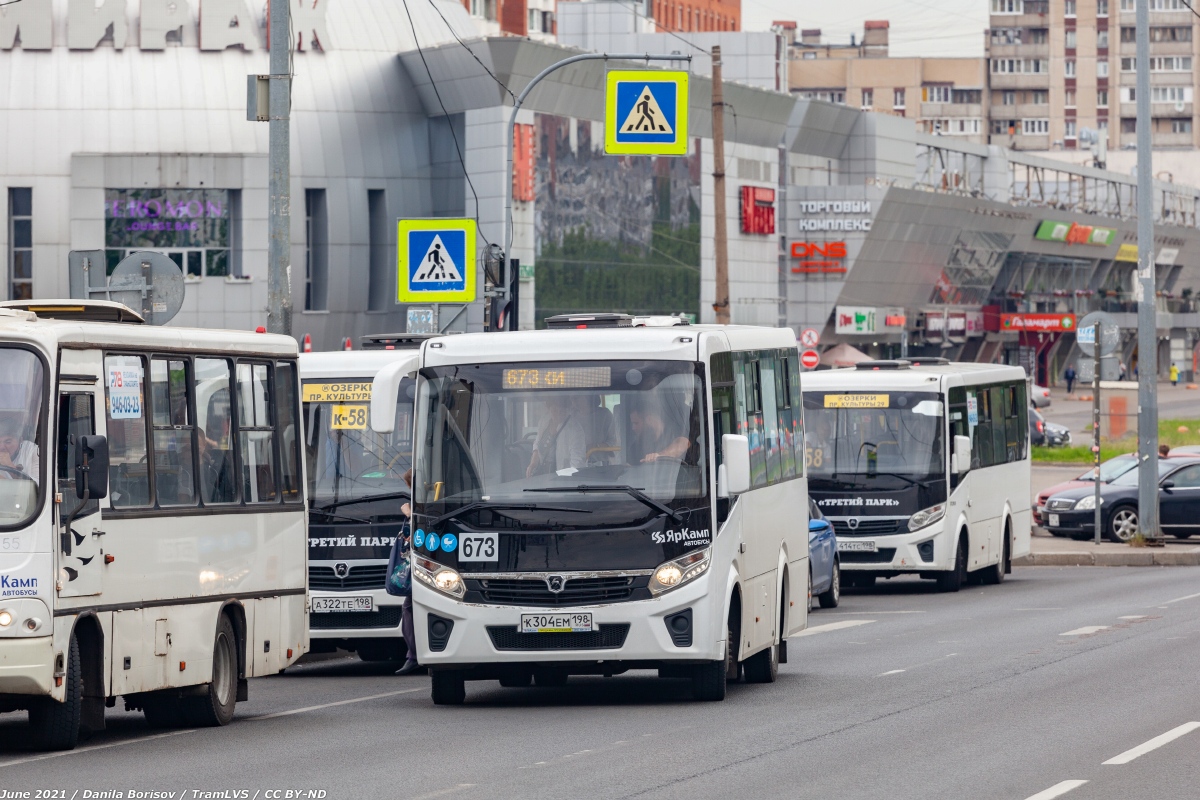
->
(987, 0), (1198, 151)
(461, 0), (557, 40)
(783, 22), (990, 144)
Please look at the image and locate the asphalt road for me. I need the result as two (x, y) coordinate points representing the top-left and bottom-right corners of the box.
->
(3, 568), (1199, 800)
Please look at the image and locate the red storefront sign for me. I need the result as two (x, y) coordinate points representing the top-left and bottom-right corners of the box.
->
(740, 187), (775, 234)
(999, 313), (1077, 332)
(790, 241), (847, 274)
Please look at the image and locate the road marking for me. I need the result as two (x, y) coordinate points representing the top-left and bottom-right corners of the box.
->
(878, 669), (905, 676)
(1102, 721), (1200, 765)
(1118, 615), (1148, 620)
(1163, 591), (1200, 605)
(248, 687), (424, 720)
(1015, 607), (1063, 611)
(0, 729), (197, 769)
(793, 619), (876, 638)
(1059, 626), (1109, 636)
(1023, 780), (1088, 800)
(408, 785), (476, 800)
(826, 610), (925, 614)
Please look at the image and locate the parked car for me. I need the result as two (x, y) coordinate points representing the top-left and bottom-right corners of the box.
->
(1029, 407), (1070, 447)
(808, 499), (840, 609)
(1033, 453), (1138, 528)
(1031, 383), (1052, 408)
(1043, 457), (1200, 542)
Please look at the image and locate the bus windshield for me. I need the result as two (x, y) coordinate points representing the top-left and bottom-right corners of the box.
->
(414, 360), (707, 526)
(303, 379), (414, 517)
(803, 390), (944, 488)
(0, 347), (42, 528)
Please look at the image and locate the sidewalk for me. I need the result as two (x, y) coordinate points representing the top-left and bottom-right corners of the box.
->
(1015, 531), (1200, 567)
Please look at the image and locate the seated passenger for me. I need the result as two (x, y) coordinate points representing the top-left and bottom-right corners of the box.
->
(628, 400), (691, 464)
(526, 395), (587, 477)
(584, 395), (618, 465)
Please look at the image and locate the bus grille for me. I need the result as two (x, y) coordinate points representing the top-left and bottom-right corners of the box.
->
(309, 565), (388, 591)
(831, 519), (904, 536)
(839, 548), (897, 564)
(486, 624), (631, 651)
(310, 607), (403, 630)
(473, 576), (640, 607)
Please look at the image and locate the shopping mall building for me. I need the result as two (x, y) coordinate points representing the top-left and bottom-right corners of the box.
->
(3, 0), (1200, 383)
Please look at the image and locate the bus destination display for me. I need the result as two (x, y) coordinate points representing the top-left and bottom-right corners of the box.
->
(823, 394), (889, 409)
(303, 382), (373, 403)
(502, 366), (612, 390)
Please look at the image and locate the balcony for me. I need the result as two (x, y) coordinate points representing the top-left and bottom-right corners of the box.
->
(1013, 102), (1052, 117)
(1152, 131), (1195, 148)
(1149, 39), (1194, 56)
(989, 73), (1051, 90)
(920, 102), (984, 117)
(988, 42), (1050, 58)
(1007, 133), (1051, 149)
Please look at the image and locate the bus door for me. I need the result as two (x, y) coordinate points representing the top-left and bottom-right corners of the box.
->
(56, 350), (107, 598)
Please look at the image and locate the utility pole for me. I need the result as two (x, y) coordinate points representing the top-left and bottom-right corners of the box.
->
(1135, 0), (1160, 543)
(267, 0), (292, 336)
(1093, 322), (1102, 546)
(711, 46), (730, 325)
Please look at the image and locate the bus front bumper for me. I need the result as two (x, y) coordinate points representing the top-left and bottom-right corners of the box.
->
(838, 522), (953, 573)
(308, 589), (405, 642)
(411, 576), (723, 669)
(0, 636), (54, 696)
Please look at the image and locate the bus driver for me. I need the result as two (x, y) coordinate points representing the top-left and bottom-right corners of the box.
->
(0, 418), (38, 482)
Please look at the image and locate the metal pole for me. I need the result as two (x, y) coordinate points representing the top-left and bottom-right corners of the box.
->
(502, 52), (692, 320)
(267, 0), (292, 336)
(1135, 0), (1160, 543)
(711, 46), (730, 325)
(1093, 323), (1102, 545)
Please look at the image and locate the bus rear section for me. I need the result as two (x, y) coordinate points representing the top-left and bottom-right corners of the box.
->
(370, 324), (809, 704)
(300, 345), (423, 662)
(803, 361), (1031, 592)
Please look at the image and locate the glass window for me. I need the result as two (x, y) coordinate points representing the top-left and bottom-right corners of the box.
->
(8, 188), (32, 301)
(736, 355), (767, 488)
(710, 352), (734, 470)
(196, 357), (236, 504)
(151, 358), (196, 507)
(304, 189), (328, 311)
(104, 188), (231, 281)
(56, 393), (97, 519)
(276, 361), (302, 502)
(775, 352), (796, 480)
(759, 352), (782, 485)
(105, 355), (151, 508)
(237, 362), (277, 502)
(1168, 465), (1200, 488)
(0, 349), (43, 527)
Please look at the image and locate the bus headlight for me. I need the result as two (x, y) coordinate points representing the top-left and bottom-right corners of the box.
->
(413, 554), (465, 599)
(649, 549), (710, 596)
(908, 504), (946, 532)
(0, 610), (12, 628)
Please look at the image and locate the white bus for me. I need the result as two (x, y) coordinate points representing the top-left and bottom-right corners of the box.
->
(368, 318), (809, 704)
(0, 301), (307, 750)
(299, 335), (430, 662)
(803, 360), (1032, 591)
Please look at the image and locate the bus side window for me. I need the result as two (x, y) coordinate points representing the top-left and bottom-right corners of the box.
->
(734, 354), (767, 488)
(971, 389), (993, 469)
(104, 354), (151, 508)
(948, 386), (968, 488)
(1015, 382), (1029, 458)
(1004, 383), (1020, 462)
(759, 351), (782, 485)
(275, 361), (302, 501)
(196, 358), (237, 505)
(236, 362), (278, 503)
(56, 393), (98, 519)
(787, 351), (803, 476)
(150, 358), (197, 507)
(989, 386), (1007, 466)
(710, 352), (734, 469)
(776, 350), (796, 480)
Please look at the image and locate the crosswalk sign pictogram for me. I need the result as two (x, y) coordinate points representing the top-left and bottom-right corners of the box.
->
(397, 218), (477, 304)
(605, 70), (689, 156)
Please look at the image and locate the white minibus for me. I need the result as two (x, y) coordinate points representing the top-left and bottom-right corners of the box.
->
(369, 317), (809, 704)
(803, 360), (1032, 591)
(0, 301), (307, 750)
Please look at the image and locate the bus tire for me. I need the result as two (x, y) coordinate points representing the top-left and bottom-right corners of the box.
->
(743, 640), (779, 684)
(29, 633), (82, 751)
(936, 535), (968, 593)
(982, 528), (1010, 585)
(183, 615), (238, 727)
(818, 562), (841, 608)
(431, 670), (466, 705)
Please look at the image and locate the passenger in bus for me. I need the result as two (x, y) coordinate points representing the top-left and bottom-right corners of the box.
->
(0, 418), (38, 482)
(583, 395), (618, 465)
(628, 400), (691, 464)
(525, 396), (587, 477)
(198, 390), (236, 503)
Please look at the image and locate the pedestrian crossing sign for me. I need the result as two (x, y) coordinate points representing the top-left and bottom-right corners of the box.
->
(397, 218), (477, 304)
(605, 70), (689, 156)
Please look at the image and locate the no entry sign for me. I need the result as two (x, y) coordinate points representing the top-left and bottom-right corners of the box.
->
(800, 349), (821, 370)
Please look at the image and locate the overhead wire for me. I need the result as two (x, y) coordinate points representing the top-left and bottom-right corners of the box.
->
(424, 0), (517, 103)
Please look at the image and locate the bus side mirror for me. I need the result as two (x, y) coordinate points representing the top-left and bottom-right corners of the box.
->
(953, 435), (971, 475)
(76, 434), (109, 500)
(370, 354), (420, 433)
(719, 434), (751, 497)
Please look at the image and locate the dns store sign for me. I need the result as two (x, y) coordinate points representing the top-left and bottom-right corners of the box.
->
(790, 241), (847, 274)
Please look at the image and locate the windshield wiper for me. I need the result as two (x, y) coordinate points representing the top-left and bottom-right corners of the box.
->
(865, 471), (929, 489)
(525, 485), (683, 523)
(425, 501), (581, 528)
(316, 491), (410, 512)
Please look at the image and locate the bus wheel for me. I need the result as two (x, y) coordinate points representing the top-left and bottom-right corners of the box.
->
(691, 617), (733, 701)
(29, 633), (82, 751)
(184, 615), (238, 727)
(431, 670), (466, 705)
(818, 562), (841, 608)
(743, 639), (779, 684)
(982, 530), (1010, 585)
(936, 536), (968, 593)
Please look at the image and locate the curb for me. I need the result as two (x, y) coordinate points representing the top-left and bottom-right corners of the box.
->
(1015, 552), (1200, 567)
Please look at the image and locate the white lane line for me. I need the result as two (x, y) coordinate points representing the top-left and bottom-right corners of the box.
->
(1023, 780), (1088, 800)
(793, 619), (875, 638)
(1163, 592), (1200, 605)
(248, 687), (424, 720)
(877, 669), (905, 676)
(1118, 615), (1148, 620)
(1015, 607), (1064, 611)
(408, 785), (476, 800)
(1102, 721), (1200, 765)
(1060, 626), (1109, 636)
(0, 729), (197, 769)
(825, 610), (925, 614)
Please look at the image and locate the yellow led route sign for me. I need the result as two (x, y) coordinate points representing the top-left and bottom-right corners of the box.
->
(605, 70), (690, 156)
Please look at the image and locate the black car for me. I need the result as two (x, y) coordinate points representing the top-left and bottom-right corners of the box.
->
(1043, 457), (1200, 542)
(1030, 406), (1071, 447)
